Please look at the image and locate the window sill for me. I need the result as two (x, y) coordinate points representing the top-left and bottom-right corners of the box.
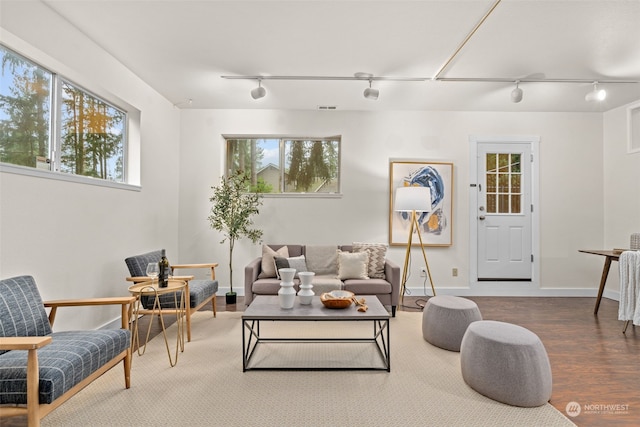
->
(0, 163), (141, 192)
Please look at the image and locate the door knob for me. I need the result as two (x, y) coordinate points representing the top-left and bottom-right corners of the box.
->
(479, 215), (486, 220)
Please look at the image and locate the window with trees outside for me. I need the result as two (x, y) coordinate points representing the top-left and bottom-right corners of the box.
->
(0, 45), (126, 182)
(225, 137), (341, 195)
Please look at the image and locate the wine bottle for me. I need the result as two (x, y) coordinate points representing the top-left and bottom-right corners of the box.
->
(159, 249), (170, 288)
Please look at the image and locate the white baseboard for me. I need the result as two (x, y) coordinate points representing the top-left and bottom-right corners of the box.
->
(405, 286), (620, 301)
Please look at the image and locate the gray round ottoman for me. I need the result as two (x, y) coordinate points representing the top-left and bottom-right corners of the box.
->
(422, 295), (482, 351)
(460, 320), (552, 407)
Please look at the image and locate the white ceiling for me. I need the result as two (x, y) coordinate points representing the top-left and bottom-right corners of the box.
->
(38, 0), (640, 112)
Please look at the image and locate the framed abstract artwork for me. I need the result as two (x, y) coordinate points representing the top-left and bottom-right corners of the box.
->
(389, 160), (454, 246)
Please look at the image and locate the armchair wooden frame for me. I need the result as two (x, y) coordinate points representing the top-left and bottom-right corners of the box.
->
(126, 263), (218, 342)
(0, 296), (136, 427)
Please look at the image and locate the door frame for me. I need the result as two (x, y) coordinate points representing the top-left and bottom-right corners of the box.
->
(469, 135), (541, 294)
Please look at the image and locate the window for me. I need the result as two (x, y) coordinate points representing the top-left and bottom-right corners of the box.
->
(0, 45), (126, 183)
(225, 136), (340, 195)
(485, 152), (521, 214)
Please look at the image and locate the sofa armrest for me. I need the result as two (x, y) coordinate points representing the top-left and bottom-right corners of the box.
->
(171, 263), (219, 280)
(0, 336), (52, 351)
(244, 257), (262, 306)
(384, 258), (401, 308)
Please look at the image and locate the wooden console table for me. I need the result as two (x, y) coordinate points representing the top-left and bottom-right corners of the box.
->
(578, 249), (621, 314)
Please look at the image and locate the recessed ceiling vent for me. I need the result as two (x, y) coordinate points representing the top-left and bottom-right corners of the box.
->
(317, 105), (337, 110)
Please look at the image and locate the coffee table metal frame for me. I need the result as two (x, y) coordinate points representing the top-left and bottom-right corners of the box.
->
(242, 295), (390, 372)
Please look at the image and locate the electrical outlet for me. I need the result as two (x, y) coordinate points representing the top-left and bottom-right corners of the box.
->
(452, 268), (458, 277)
(420, 267), (427, 277)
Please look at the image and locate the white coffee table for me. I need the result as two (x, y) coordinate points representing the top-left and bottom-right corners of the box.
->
(242, 295), (390, 371)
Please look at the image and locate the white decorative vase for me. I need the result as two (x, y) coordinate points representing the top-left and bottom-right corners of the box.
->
(297, 271), (315, 305)
(278, 268), (297, 309)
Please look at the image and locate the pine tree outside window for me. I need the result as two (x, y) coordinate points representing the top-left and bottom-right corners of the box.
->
(225, 136), (341, 195)
(1, 44), (126, 183)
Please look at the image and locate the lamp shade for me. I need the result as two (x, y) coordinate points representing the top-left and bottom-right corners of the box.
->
(394, 186), (432, 212)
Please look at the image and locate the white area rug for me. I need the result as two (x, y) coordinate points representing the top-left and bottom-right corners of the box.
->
(42, 311), (575, 426)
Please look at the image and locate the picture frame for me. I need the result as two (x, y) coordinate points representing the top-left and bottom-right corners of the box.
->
(389, 160), (454, 247)
(628, 101), (640, 154)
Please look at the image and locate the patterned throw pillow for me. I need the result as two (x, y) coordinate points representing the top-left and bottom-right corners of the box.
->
(258, 245), (289, 278)
(352, 242), (388, 279)
(274, 255), (308, 279)
(337, 250), (369, 280)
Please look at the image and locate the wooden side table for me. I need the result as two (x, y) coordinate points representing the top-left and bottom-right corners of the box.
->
(128, 279), (187, 367)
(578, 249), (621, 314)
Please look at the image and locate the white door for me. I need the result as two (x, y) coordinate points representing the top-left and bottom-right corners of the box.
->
(477, 143), (532, 280)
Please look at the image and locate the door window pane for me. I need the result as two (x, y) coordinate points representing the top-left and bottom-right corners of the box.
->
(485, 151), (522, 214)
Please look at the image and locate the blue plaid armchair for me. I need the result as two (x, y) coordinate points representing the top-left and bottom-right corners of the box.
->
(125, 250), (219, 342)
(0, 275), (134, 427)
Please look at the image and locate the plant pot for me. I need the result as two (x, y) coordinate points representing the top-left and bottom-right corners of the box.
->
(225, 292), (237, 305)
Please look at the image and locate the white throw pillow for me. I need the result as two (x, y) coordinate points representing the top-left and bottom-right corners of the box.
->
(258, 245), (289, 278)
(337, 250), (369, 280)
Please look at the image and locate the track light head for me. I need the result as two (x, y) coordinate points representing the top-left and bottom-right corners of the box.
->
(511, 80), (523, 103)
(251, 80), (266, 99)
(363, 79), (379, 100)
(585, 81), (606, 102)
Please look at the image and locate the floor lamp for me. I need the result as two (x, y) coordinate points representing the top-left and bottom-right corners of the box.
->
(394, 186), (437, 305)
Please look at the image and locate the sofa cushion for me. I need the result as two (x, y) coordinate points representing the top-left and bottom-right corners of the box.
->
(311, 274), (343, 294)
(337, 250), (369, 280)
(305, 245), (339, 276)
(274, 255), (308, 278)
(352, 242), (388, 279)
(258, 245), (289, 279)
(343, 278), (392, 296)
(0, 329), (130, 405)
(252, 278), (297, 295)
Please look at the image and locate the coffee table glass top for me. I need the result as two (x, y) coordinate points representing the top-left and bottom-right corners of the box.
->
(243, 295), (389, 320)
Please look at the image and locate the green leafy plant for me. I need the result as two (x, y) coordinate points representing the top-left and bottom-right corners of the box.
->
(208, 170), (263, 296)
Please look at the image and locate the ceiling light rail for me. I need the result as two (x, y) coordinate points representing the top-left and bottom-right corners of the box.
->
(222, 75), (638, 103)
(221, 75), (427, 82)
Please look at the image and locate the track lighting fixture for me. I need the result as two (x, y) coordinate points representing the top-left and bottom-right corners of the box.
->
(511, 80), (523, 103)
(585, 81), (606, 102)
(222, 74), (636, 104)
(363, 79), (379, 100)
(250, 79), (266, 99)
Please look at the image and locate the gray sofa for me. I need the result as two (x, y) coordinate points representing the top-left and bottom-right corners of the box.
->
(244, 244), (400, 316)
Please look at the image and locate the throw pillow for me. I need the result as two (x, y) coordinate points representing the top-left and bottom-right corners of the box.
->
(258, 245), (289, 278)
(305, 245), (339, 276)
(337, 250), (369, 280)
(352, 242), (388, 279)
(274, 255), (308, 279)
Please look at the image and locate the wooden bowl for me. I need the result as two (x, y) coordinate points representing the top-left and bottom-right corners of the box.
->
(320, 290), (355, 309)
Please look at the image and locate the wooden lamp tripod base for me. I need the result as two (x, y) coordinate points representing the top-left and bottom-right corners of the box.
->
(399, 209), (436, 305)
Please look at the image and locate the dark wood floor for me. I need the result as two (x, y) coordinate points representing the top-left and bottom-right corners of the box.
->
(3, 296), (638, 427)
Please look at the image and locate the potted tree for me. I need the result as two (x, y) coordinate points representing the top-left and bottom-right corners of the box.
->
(208, 170), (263, 305)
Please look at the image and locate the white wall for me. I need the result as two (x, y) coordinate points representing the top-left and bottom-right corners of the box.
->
(0, 2), (181, 330)
(179, 109), (606, 297)
(2, 2), (634, 331)
(602, 101), (640, 293)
